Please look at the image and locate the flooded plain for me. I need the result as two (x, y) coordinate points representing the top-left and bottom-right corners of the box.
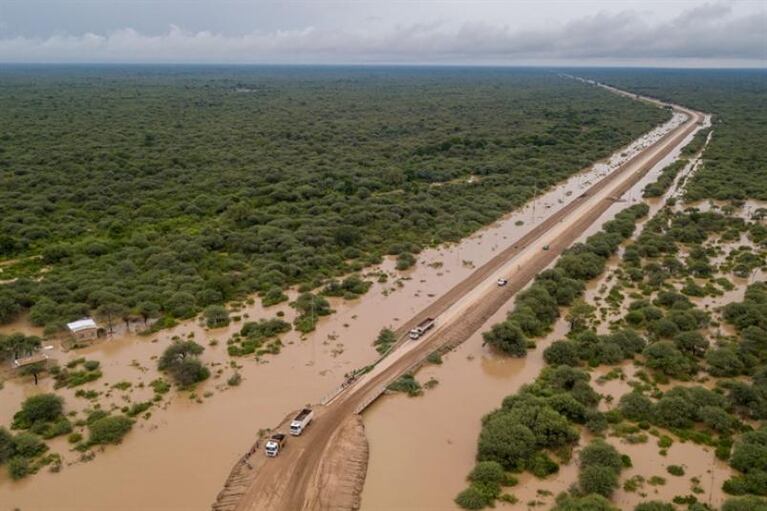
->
(0, 111), (699, 510)
(360, 114), (725, 511)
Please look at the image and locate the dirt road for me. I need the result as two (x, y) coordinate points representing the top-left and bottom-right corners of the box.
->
(214, 91), (705, 511)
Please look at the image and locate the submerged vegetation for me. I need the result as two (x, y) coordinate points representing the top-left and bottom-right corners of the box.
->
(484, 203), (649, 356)
(457, 203), (651, 508)
(0, 68), (668, 332)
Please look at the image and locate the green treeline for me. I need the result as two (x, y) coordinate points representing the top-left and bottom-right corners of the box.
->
(581, 69), (767, 201)
(0, 68), (669, 332)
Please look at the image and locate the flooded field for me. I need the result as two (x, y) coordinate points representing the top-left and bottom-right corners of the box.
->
(360, 115), (718, 511)
(0, 110), (692, 509)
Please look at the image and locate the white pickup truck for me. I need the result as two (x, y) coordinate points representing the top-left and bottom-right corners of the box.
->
(289, 408), (314, 436)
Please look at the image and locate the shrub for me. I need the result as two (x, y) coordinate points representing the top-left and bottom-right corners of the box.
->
(580, 440), (623, 473)
(12, 432), (47, 458)
(619, 392), (654, 422)
(0, 427), (15, 463)
(374, 327), (397, 354)
(88, 415), (133, 445)
(204, 305), (230, 328)
(262, 287), (288, 307)
(7, 456), (30, 480)
(551, 494), (618, 511)
(580, 465), (620, 497)
(387, 374), (422, 397)
(454, 485), (490, 510)
(483, 321), (527, 357)
(722, 496), (767, 511)
(528, 452), (559, 478)
(158, 341), (209, 386)
(468, 461), (507, 486)
(477, 415), (536, 471)
(544, 340), (580, 366)
(168, 358), (210, 387)
(426, 351), (443, 364)
(635, 503), (676, 511)
(12, 393), (64, 429)
(667, 465), (685, 476)
(396, 252), (416, 270)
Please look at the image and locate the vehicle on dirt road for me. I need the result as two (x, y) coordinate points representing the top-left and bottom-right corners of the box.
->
(409, 318), (435, 340)
(289, 408), (314, 436)
(497, 278), (508, 286)
(265, 433), (287, 457)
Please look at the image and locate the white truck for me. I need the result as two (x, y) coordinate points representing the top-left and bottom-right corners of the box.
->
(409, 317), (435, 340)
(265, 433), (286, 457)
(289, 408), (314, 436)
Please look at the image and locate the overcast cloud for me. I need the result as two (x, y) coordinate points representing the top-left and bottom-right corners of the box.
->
(0, 0), (764, 66)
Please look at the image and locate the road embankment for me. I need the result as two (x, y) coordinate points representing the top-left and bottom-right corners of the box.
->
(214, 87), (706, 511)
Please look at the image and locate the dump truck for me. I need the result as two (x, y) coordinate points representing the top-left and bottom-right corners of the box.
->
(409, 318), (435, 340)
(265, 433), (286, 457)
(289, 408), (314, 436)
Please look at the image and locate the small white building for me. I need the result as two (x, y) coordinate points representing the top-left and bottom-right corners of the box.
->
(67, 318), (99, 341)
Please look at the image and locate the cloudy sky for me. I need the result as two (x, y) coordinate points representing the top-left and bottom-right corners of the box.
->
(0, 0), (764, 66)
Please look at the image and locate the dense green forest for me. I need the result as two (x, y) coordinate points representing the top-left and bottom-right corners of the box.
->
(579, 68), (767, 201)
(0, 66), (668, 332)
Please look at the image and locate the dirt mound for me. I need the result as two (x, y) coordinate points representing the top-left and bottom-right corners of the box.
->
(304, 415), (369, 511)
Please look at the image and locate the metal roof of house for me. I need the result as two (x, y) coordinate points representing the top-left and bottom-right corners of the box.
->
(13, 353), (49, 368)
(66, 318), (98, 332)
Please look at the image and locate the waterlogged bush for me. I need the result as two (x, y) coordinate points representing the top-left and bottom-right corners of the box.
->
(52, 358), (103, 388)
(724, 427), (767, 496)
(158, 341), (209, 387)
(579, 465), (620, 498)
(229, 318), (291, 356)
(387, 374), (422, 397)
(667, 465), (685, 476)
(374, 327), (397, 354)
(7, 456), (31, 480)
(12, 432), (47, 458)
(618, 392), (654, 422)
(321, 275), (372, 299)
(454, 485), (492, 510)
(204, 305), (230, 328)
(395, 252), (417, 271)
(87, 415), (133, 446)
(577, 439), (625, 498)
(455, 461), (516, 509)
(484, 204), (648, 356)
(635, 503), (676, 511)
(13, 394), (71, 440)
(478, 416), (537, 471)
(722, 496), (767, 511)
(580, 440), (623, 473)
(482, 322), (527, 356)
(551, 494), (618, 511)
(12, 394), (64, 429)
(291, 293), (332, 333)
(262, 287), (288, 307)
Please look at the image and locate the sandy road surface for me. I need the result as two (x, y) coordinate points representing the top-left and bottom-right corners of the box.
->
(217, 93), (704, 511)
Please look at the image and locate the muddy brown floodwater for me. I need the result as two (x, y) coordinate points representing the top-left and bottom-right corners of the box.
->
(0, 99), (698, 510)
(360, 113), (719, 511)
